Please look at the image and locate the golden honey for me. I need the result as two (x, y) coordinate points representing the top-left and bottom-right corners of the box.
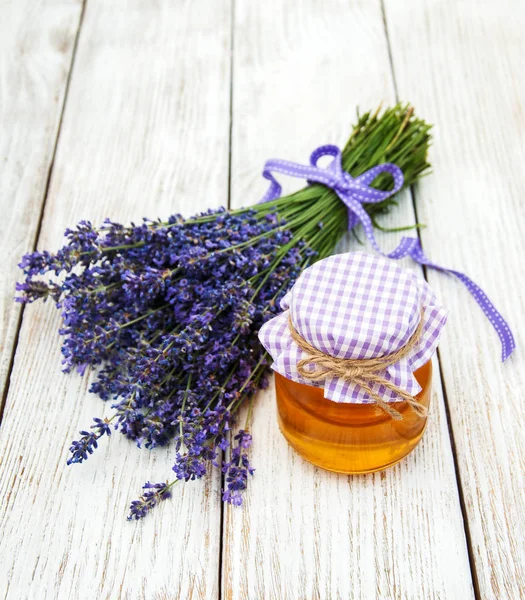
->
(275, 360), (432, 474)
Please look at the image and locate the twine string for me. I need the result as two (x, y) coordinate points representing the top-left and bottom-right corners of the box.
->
(288, 310), (428, 420)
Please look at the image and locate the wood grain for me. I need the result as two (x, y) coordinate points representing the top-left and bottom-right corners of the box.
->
(224, 1), (474, 598)
(384, 0), (525, 596)
(0, 0), (231, 598)
(0, 0), (83, 409)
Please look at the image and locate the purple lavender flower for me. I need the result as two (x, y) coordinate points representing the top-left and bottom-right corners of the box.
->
(67, 417), (112, 465)
(222, 430), (255, 507)
(127, 481), (172, 520)
(16, 207), (310, 516)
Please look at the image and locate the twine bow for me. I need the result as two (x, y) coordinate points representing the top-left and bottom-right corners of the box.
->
(261, 145), (515, 362)
(288, 312), (428, 420)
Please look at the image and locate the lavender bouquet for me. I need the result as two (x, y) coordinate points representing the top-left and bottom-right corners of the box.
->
(16, 104), (431, 519)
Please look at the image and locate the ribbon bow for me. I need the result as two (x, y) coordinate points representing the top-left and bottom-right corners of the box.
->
(261, 144), (515, 361)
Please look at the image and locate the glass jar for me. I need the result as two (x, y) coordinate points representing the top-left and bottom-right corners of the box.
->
(275, 360), (432, 474)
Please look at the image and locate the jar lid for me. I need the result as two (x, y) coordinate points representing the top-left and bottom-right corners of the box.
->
(259, 251), (448, 404)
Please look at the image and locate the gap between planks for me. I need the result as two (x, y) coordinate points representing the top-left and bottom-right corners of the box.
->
(221, 0), (473, 598)
(0, 0), (87, 427)
(380, 1), (481, 595)
(1, 1), (233, 597)
(219, 0), (236, 597)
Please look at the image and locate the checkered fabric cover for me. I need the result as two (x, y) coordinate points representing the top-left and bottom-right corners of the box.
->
(259, 251), (448, 403)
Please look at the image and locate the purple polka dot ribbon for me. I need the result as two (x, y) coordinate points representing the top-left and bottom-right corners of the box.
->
(260, 145), (515, 361)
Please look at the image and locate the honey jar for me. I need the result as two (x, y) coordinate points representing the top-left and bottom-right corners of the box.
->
(259, 251), (447, 474)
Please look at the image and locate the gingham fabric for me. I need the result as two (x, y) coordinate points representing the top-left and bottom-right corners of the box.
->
(259, 251), (448, 404)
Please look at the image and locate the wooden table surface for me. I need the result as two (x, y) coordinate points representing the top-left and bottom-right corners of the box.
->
(1, 1), (524, 598)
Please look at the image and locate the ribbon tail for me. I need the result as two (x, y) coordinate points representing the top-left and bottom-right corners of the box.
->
(441, 270), (515, 362)
(405, 240), (516, 362)
(341, 197), (515, 361)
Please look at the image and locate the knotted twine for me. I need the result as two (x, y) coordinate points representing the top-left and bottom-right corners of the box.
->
(258, 252), (448, 411)
(288, 312), (427, 420)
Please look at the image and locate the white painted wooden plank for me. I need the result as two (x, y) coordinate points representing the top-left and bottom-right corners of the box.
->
(384, 0), (525, 596)
(224, 1), (474, 598)
(0, 0), (83, 405)
(0, 1), (231, 598)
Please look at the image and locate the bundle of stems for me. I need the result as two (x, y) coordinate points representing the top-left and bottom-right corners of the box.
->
(17, 103), (432, 518)
(199, 103), (430, 266)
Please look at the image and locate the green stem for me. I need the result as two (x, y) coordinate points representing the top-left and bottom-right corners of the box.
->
(179, 374), (192, 442)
